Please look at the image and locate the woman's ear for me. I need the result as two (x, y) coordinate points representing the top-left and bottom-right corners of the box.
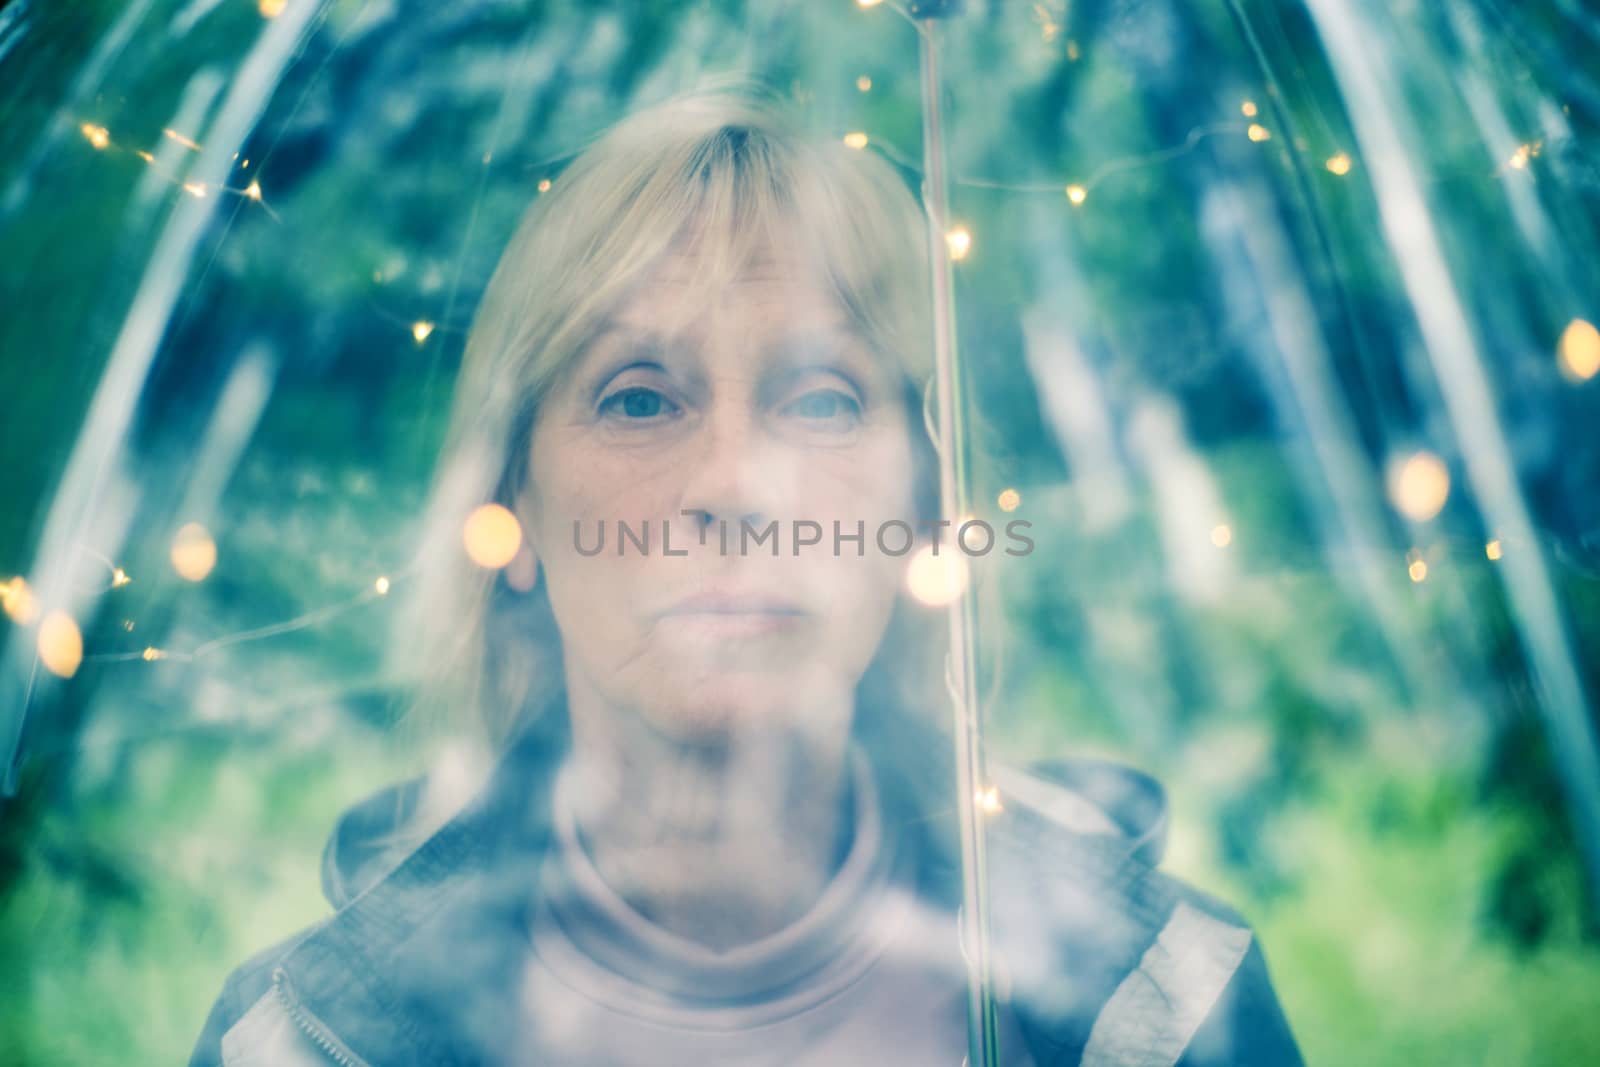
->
(506, 484), (541, 592)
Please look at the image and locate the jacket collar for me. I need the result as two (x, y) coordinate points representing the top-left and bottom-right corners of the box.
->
(274, 709), (1177, 1067)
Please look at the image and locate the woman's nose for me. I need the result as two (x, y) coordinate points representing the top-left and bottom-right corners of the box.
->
(676, 405), (793, 531)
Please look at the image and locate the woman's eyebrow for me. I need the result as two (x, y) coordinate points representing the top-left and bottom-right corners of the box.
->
(763, 331), (880, 384)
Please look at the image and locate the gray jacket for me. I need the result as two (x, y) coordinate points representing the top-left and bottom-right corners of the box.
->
(189, 718), (1302, 1066)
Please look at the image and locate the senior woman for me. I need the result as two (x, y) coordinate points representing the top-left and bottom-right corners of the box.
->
(189, 87), (1302, 1066)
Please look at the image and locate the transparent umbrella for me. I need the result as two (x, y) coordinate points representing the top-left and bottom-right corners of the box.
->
(2, 1), (1599, 1065)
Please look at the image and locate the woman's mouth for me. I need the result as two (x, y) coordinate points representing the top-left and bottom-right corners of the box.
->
(658, 591), (807, 637)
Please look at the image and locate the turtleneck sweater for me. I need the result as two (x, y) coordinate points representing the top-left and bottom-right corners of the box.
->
(510, 748), (1035, 1065)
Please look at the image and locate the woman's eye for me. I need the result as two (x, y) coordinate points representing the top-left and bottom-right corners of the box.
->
(781, 389), (861, 423)
(599, 386), (676, 420)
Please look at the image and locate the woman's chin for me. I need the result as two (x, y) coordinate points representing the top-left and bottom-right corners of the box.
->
(636, 672), (838, 741)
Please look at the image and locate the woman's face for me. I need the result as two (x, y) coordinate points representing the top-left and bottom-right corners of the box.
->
(519, 244), (920, 741)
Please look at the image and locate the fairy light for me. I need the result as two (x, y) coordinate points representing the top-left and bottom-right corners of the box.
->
(537, 178), (552, 193)
(162, 128), (201, 151)
(259, 0), (287, 17)
(1241, 100), (1258, 118)
(2, 576), (37, 625)
(182, 181), (207, 198)
(123, 620), (135, 631)
(374, 576), (391, 596)
(245, 180), (262, 201)
(1034, 2), (1061, 41)
(1485, 539), (1503, 561)
(856, 75), (872, 92)
(462, 504), (523, 569)
(1387, 450), (1450, 522)
(38, 612), (84, 678)
(905, 543), (968, 607)
(976, 785), (1003, 814)
(1408, 558), (1428, 583)
(997, 488), (1021, 512)
(1065, 184), (1087, 206)
(1558, 318), (1600, 381)
(142, 647), (165, 661)
(857, 0), (884, 7)
(1211, 523), (1233, 548)
(170, 522), (217, 582)
(946, 226), (972, 261)
(1325, 152), (1352, 176)
(843, 132), (869, 150)
(1066, 40), (1081, 61)
(80, 123), (110, 149)
(136, 149), (155, 163)
(1247, 123), (1271, 143)
(411, 321), (434, 344)
(111, 567), (131, 587)
(1509, 143), (1532, 170)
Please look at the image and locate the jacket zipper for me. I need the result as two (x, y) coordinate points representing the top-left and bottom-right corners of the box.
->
(270, 965), (374, 1067)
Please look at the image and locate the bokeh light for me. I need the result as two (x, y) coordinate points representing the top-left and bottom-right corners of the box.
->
(37, 611), (83, 678)
(1558, 318), (1600, 381)
(462, 504), (523, 569)
(169, 523), (217, 582)
(1387, 451), (1451, 522)
(905, 544), (969, 607)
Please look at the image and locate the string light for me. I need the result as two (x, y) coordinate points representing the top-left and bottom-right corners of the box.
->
(2, 576), (37, 624)
(111, 567), (131, 587)
(537, 178), (552, 192)
(1408, 558), (1428, 583)
(856, 75), (872, 92)
(141, 647), (165, 661)
(856, 0), (884, 7)
(945, 226), (972, 261)
(462, 504), (523, 569)
(1325, 152), (1352, 176)
(38, 611), (84, 678)
(1387, 450), (1450, 522)
(1485, 539), (1503, 561)
(997, 488), (1021, 512)
(842, 132), (869, 150)
(170, 522), (217, 582)
(182, 181), (207, 198)
(1211, 523), (1233, 548)
(1509, 143), (1532, 170)
(976, 785), (1003, 814)
(1558, 318), (1600, 381)
(1065, 184), (1087, 205)
(1065, 40), (1080, 62)
(411, 320), (435, 343)
(161, 128), (201, 152)
(1241, 100), (1258, 118)
(259, 0), (287, 17)
(80, 123), (110, 149)
(245, 180), (262, 201)
(374, 576), (391, 595)
(1034, 2), (1061, 42)
(1247, 123), (1272, 143)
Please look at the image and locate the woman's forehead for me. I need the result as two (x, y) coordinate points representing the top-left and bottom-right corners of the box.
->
(609, 247), (855, 335)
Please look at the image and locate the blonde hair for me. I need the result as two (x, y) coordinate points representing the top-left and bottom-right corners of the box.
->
(392, 84), (944, 762)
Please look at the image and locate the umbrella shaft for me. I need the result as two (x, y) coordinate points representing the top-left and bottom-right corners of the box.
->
(916, 19), (1001, 1067)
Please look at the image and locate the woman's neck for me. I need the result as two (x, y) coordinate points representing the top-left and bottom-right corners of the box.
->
(561, 674), (854, 950)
